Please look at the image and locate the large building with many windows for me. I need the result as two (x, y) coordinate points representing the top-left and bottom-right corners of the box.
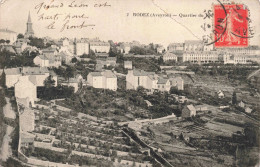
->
(182, 51), (221, 63)
(0, 29), (17, 44)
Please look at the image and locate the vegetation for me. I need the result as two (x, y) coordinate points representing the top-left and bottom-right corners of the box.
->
(37, 85), (74, 100)
(129, 43), (159, 55)
(0, 49), (39, 68)
(80, 50), (96, 59)
(187, 64), (256, 82)
(28, 37), (45, 49)
(0, 90), (7, 150)
(17, 34), (24, 39)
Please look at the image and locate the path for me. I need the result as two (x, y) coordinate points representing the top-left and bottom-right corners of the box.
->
(3, 97), (16, 119)
(0, 125), (14, 161)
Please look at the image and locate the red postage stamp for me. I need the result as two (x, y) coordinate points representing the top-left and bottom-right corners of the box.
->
(214, 4), (248, 47)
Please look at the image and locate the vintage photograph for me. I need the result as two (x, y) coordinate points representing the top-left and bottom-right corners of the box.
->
(0, 0), (259, 166)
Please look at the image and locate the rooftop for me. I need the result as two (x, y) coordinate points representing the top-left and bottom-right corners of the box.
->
(157, 78), (168, 84)
(102, 70), (116, 78)
(90, 72), (103, 77)
(0, 28), (16, 33)
(132, 69), (155, 76)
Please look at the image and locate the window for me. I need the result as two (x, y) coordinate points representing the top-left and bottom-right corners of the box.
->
(138, 77), (140, 86)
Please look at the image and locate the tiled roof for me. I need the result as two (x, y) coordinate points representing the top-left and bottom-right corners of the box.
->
(4, 68), (21, 75)
(90, 72), (102, 76)
(102, 70), (116, 78)
(163, 52), (177, 58)
(133, 69), (155, 76)
(157, 78), (168, 84)
(90, 41), (110, 46)
(22, 67), (49, 75)
(38, 55), (49, 60)
(42, 47), (57, 52)
(184, 40), (203, 44)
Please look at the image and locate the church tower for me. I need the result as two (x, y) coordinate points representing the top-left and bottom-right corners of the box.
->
(24, 11), (34, 38)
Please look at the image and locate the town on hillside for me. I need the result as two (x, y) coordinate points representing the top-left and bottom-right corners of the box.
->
(0, 9), (260, 167)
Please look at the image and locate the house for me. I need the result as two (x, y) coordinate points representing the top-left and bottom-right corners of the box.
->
(102, 70), (117, 90)
(163, 52), (177, 62)
(223, 54), (248, 64)
(156, 45), (165, 54)
(245, 107), (252, 113)
(0, 45), (16, 54)
(96, 57), (117, 67)
(4, 68), (21, 88)
(4, 67), (57, 88)
(126, 69), (155, 90)
(90, 41), (110, 53)
(0, 28), (17, 44)
(75, 74), (83, 83)
(87, 70), (117, 91)
(156, 78), (171, 92)
(184, 40), (204, 51)
(76, 38), (89, 56)
(87, 72), (103, 88)
(15, 76), (37, 107)
(41, 47), (58, 57)
(183, 51), (220, 64)
(48, 55), (62, 67)
(14, 38), (29, 54)
(60, 78), (79, 93)
(33, 55), (49, 67)
(107, 57), (117, 66)
(59, 51), (73, 64)
(167, 43), (184, 52)
(60, 74), (85, 93)
(124, 61), (132, 69)
(182, 105), (196, 118)
(119, 43), (131, 54)
(217, 90), (224, 98)
(126, 69), (184, 93)
(238, 101), (245, 108)
(22, 67), (54, 87)
(169, 77), (184, 90)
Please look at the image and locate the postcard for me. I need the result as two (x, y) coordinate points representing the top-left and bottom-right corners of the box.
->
(0, 0), (259, 167)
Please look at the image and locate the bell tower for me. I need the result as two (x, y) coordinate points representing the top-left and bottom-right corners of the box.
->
(25, 11), (34, 38)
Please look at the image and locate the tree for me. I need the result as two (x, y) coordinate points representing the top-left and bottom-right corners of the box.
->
(65, 66), (75, 79)
(44, 75), (56, 88)
(232, 92), (237, 105)
(0, 39), (5, 44)
(28, 37), (44, 49)
(170, 86), (181, 95)
(17, 33), (24, 39)
(6, 40), (10, 44)
(109, 47), (117, 57)
(71, 57), (77, 63)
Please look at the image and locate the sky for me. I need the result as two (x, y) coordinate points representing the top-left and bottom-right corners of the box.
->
(0, 0), (259, 48)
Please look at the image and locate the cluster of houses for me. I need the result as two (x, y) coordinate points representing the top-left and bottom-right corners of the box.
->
(4, 67), (57, 106)
(126, 69), (184, 93)
(164, 40), (260, 64)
